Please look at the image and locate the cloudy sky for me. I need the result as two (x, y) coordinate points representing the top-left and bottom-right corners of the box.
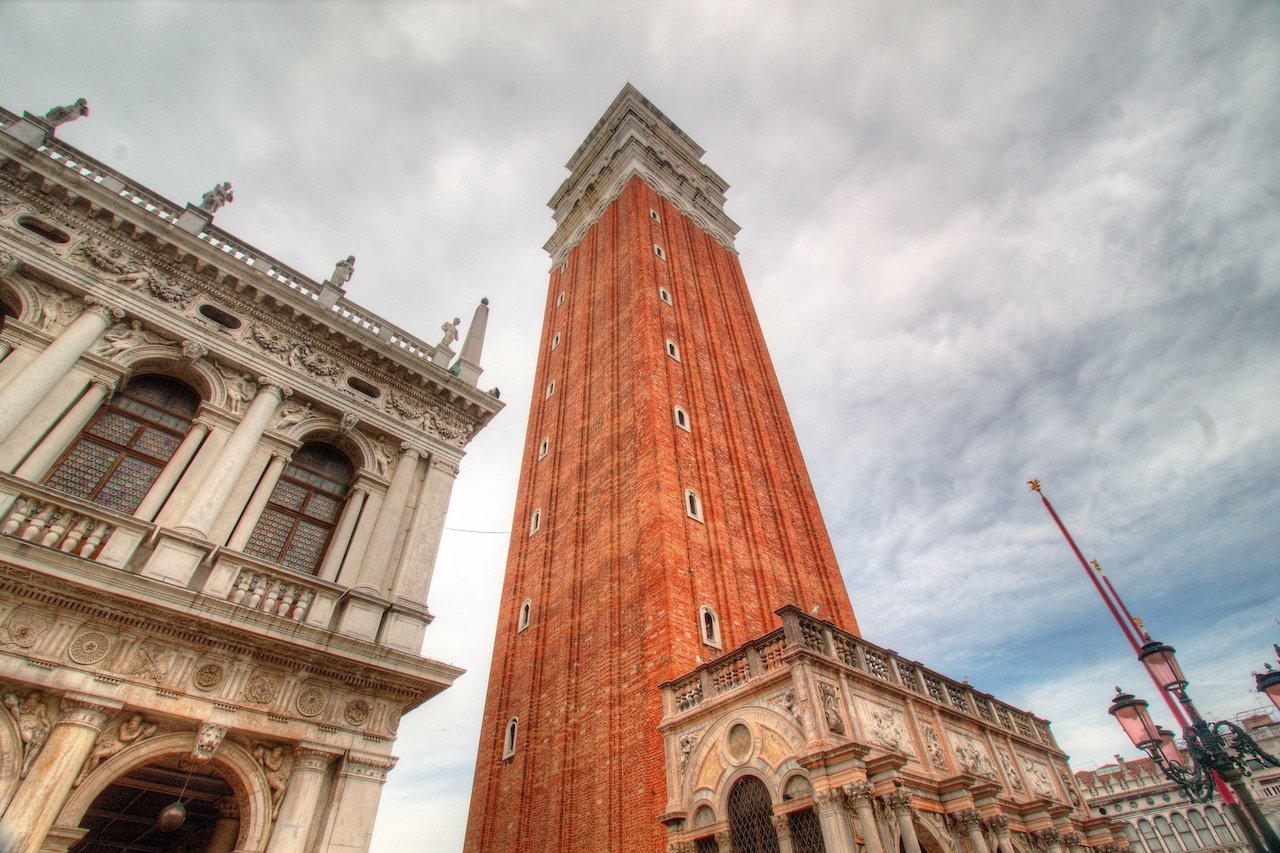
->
(4, 1), (1279, 850)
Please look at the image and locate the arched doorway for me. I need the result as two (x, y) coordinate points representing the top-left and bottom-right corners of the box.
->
(727, 775), (781, 853)
(71, 756), (235, 852)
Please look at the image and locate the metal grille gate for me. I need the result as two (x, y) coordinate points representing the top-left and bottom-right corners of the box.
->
(788, 807), (827, 853)
(728, 776), (781, 853)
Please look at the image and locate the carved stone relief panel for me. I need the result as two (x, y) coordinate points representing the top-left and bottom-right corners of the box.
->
(997, 746), (1024, 794)
(947, 729), (997, 780)
(921, 722), (948, 770)
(1019, 753), (1056, 798)
(860, 700), (914, 756)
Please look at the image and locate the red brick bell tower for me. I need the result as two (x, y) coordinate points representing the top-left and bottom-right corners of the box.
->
(464, 85), (859, 852)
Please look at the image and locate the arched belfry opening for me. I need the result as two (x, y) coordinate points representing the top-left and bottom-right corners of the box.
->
(727, 775), (781, 853)
(71, 757), (237, 853)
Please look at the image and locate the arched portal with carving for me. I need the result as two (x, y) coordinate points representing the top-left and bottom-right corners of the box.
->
(0, 707), (23, 816)
(54, 732), (274, 853)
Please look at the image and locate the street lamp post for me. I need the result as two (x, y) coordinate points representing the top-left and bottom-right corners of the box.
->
(1255, 645), (1280, 715)
(1108, 638), (1280, 853)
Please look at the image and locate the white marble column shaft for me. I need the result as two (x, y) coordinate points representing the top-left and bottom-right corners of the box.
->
(354, 445), (419, 593)
(133, 421), (210, 522)
(227, 452), (289, 550)
(388, 456), (457, 601)
(264, 748), (336, 853)
(12, 379), (110, 480)
(174, 383), (285, 538)
(0, 303), (119, 444)
(318, 485), (368, 583)
(0, 697), (116, 853)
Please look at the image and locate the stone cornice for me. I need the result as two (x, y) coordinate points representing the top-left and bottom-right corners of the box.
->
(544, 84), (741, 264)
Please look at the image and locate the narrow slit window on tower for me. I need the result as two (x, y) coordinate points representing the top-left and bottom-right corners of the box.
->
(529, 508), (541, 535)
(673, 406), (690, 432)
(552, 332), (561, 350)
(684, 488), (704, 522)
(659, 287), (672, 305)
(699, 605), (722, 648)
(545, 380), (555, 398)
(665, 340), (680, 361)
(650, 208), (660, 222)
(556, 291), (565, 307)
(538, 438), (549, 459)
(518, 599), (532, 632)
(654, 244), (666, 260)
(503, 717), (519, 759)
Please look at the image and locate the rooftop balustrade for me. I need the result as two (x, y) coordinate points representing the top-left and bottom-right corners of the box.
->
(663, 604), (1058, 749)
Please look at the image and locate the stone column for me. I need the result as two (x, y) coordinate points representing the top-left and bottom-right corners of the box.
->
(132, 420), (210, 522)
(0, 344), (37, 393)
(1033, 828), (1063, 853)
(265, 747), (338, 853)
(0, 368), (91, 472)
(0, 694), (119, 853)
(12, 379), (111, 480)
(714, 829), (732, 853)
(814, 788), (858, 853)
(334, 488), (384, 587)
(387, 456), (458, 601)
(772, 813), (795, 853)
(886, 790), (922, 853)
(0, 300), (121, 444)
(173, 382), (287, 539)
(315, 753), (396, 853)
(227, 452), (289, 550)
(353, 444), (419, 593)
(987, 815), (1015, 853)
(205, 798), (240, 853)
(955, 808), (991, 853)
(317, 483), (369, 582)
(843, 781), (886, 853)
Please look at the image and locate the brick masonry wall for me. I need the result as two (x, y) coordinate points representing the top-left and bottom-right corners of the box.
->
(464, 176), (859, 852)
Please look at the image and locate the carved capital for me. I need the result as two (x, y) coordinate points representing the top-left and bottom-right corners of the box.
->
(842, 779), (875, 805)
(953, 807), (983, 832)
(57, 696), (115, 731)
(1032, 828), (1060, 849)
(771, 812), (791, 839)
(1059, 831), (1082, 850)
(814, 787), (846, 815)
(885, 789), (915, 813)
(257, 380), (293, 400)
(82, 299), (125, 324)
(293, 747), (338, 773)
(427, 455), (461, 477)
(986, 813), (1009, 834)
(340, 752), (397, 782)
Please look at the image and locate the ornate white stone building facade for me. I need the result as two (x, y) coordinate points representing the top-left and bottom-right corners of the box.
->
(0, 103), (501, 852)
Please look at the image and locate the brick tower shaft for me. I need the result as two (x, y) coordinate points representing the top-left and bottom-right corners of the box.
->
(465, 85), (858, 852)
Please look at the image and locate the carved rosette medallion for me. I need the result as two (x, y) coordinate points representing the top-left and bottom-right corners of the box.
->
(385, 705), (402, 735)
(243, 672), (282, 706)
(67, 630), (112, 665)
(193, 662), (226, 691)
(344, 699), (371, 727)
(295, 686), (327, 718)
(0, 607), (52, 648)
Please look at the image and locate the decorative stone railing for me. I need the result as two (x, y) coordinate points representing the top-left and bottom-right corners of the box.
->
(201, 550), (342, 630)
(663, 605), (1057, 748)
(0, 474), (152, 569)
(0, 107), (444, 371)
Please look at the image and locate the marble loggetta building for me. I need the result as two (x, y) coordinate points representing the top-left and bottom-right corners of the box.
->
(0, 103), (501, 852)
(465, 86), (1124, 853)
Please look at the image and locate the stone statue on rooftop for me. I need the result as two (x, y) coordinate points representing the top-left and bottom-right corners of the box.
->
(44, 98), (89, 127)
(325, 255), (355, 289)
(438, 316), (461, 350)
(199, 181), (234, 214)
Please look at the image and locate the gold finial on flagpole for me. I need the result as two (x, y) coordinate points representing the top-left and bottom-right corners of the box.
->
(1090, 558), (1103, 575)
(1028, 479), (1042, 493)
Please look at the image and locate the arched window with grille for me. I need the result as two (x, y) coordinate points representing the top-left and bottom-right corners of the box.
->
(243, 442), (354, 575)
(44, 374), (199, 515)
(1170, 813), (1199, 849)
(1138, 819), (1165, 852)
(1187, 811), (1216, 848)
(1204, 807), (1237, 844)
(727, 775), (781, 853)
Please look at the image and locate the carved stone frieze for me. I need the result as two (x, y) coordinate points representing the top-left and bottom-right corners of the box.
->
(242, 671), (282, 706)
(819, 682), (845, 735)
(192, 661), (227, 692)
(115, 267), (195, 307)
(32, 283), (80, 333)
(1020, 754), (1055, 798)
(93, 319), (172, 359)
(677, 730), (699, 772)
(77, 239), (136, 274)
(121, 642), (173, 685)
(998, 746), (1024, 792)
